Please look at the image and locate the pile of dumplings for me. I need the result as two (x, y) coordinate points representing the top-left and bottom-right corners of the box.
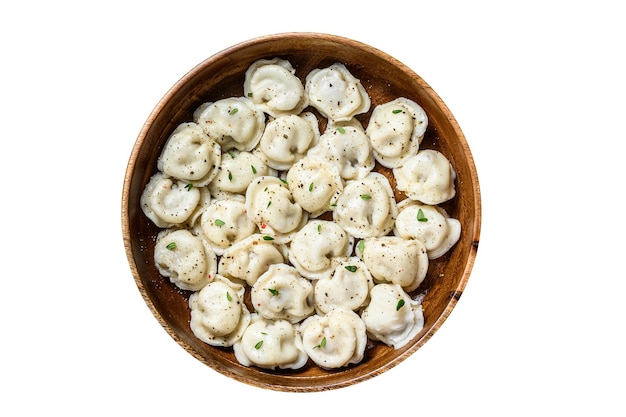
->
(140, 57), (461, 371)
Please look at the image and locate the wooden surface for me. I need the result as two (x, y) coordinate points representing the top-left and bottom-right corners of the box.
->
(121, 32), (481, 392)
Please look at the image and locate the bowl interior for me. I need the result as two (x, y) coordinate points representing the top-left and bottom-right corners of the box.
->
(122, 32), (481, 392)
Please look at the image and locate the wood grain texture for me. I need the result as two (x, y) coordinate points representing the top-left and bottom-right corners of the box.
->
(121, 32), (481, 392)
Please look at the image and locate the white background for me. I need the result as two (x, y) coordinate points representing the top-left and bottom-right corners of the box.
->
(1, 1), (624, 415)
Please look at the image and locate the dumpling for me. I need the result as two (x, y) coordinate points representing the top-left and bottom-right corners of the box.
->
(361, 283), (424, 349)
(288, 220), (354, 280)
(307, 122), (375, 181)
(255, 112), (320, 171)
(153, 228), (217, 291)
(233, 314), (308, 370)
(393, 149), (457, 205)
(305, 63), (371, 122)
(299, 308), (367, 369)
(285, 156), (343, 217)
(355, 236), (428, 292)
(243, 58), (308, 117)
(189, 275), (250, 347)
(333, 172), (398, 238)
(365, 97), (428, 168)
(141, 172), (201, 228)
(245, 176), (307, 242)
(218, 234), (286, 286)
(393, 199), (461, 260)
(251, 263), (314, 323)
(194, 97), (265, 151)
(208, 149), (275, 199)
(314, 257), (374, 314)
(195, 196), (257, 256)
(157, 122), (221, 187)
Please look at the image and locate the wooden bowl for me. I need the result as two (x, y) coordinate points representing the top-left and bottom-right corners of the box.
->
(122, 32), (481, 392)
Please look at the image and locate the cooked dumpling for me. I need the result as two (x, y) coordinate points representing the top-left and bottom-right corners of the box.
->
(194, 97), (265, 151)
(307, 122), (375, 181)
(333, 172), (398, 238)
(365, 97), (427, 168)
(208, 149), (275, 199)
(255, 112), (320, 171)
(393, 149), (457, 205)
(189, 275), (250, 347)
(218, 234), (286, 286)
(243, 58), (308, 117)
(196, 196), (257, 256)
(393, 199), (461, 260)
(361, 283), (424, 349)
(289, 220), (354, 280)
(245, 176), (307, 242)
(305, 63), (371, 122)
(299, 308), (367, 369)
(154, 228), (217, 291)
(141, 172), (201, 228)
(355, 236), (428, 292)
(251, 263), (314, 323)
(314, 257), (374, 314)
(233, 314), (308, 370)
(157, 122), (221, 187)
(285, 156), (343, 217)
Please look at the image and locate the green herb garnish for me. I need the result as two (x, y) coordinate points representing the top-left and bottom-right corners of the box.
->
(417, 208), (428, 222)
(166, 242), (177, 250)
(229, 107), (239, 115)
(358, 240), (364, 253)
(262, 236), (274, 241)
(396, 299), (406, 311)
(309, 182), (314, 192)
(251, 165), (257, 174)
(267, 288), (280, 296)
(214, 219), (225, 227)
(345, 265), (357, 273)
(184, 183), (193, 191)
(392, 109), (403, 114)
(337, 127), (346, 134)
(228, 170), (233, 182)
(360, 194), (372, 200)
(313, 337), (327, 349)
(226, 292), (232, 302)
(254, 340), (263, 349)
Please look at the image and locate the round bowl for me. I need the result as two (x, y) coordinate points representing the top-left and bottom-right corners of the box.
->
(122, 32), (481, 392)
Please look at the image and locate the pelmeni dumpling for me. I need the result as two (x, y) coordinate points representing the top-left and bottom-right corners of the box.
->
(299, 308), (367, 369)
(141, 172), (201, 228)
(333, 172), (398, 238)
(393, 149), (457, 205)
(189, 275), (250, 347)
(289, 220), (354, 280)
(244, 58), (308, 117)
(393, 199), (461, 260)
(314, 257), (374, 314)
(218, 234), (286, 286)
(361, 283), (424, 349)
(285, 156), (343, 217)
(365, 97), (428, 168)
(255, 112), (320, 171)
(208, 150), (275, 199)
(194, 97), (265, 151)
(245, 176), (307, 242)
(355, 236), (428, 292)
(233, 314), (308, 370)
(305, 63), (371, 122)
(157, 122), (221, 187)
(251, 263), (314, 323)
(196, 196), (257, 256)
(153, 228), (217, 291)
(307, 122), (375, 181)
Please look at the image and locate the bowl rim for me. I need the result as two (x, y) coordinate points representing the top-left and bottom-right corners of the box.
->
(122, 31), (481, 392)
